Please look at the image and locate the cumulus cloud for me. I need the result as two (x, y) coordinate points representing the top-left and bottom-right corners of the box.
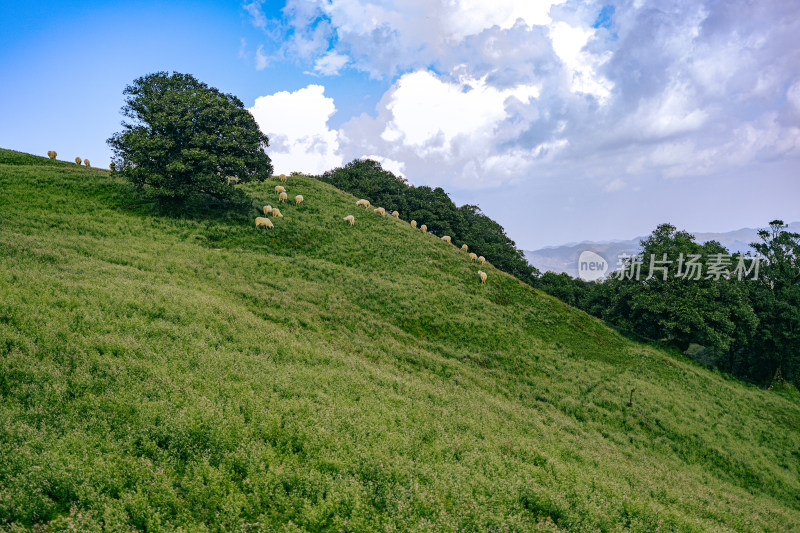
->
(380, 70), (540, 151)
(249, 85), (343, 174)
(247, 0), (800, 196)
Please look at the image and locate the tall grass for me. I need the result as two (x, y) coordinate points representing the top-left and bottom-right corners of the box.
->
(1, 148), (799, 531)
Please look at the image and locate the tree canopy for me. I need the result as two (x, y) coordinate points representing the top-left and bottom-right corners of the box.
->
(107, 71), (273, 203)
(535, 221), (800, 388)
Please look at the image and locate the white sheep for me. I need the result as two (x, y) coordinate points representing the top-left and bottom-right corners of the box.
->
(410, 220), (417, 229)
(478, 256), (486, 265)
(343, 215), (355, 226)
(441, 235), (452, 244)
(295, 195), (304, 206)
(420, 224), (427, 233)
(47, 151), (57, 160)
(461, 244), (468, 252)
(374, 207), (386, 216)
(279, 174), (288, 183)
(272, 207), (283, 217)
(469, 252), (478, 262)
(478, 270), (487, 285)
(84, 159), (90, 167)
(279, 191), (288, 203)
(275, 185), (286, 195)
(255, 217), (274, 229)
(263, 205), (273, 216)
(75, 157), (82, 165)
(392, 210), (399, 219)
(356, 199), (371, 208)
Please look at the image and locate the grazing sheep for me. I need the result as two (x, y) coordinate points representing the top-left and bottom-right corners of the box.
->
(263, 205), (273, 216)
(275, 185), (286, 195)
(272, 207), (283, 217)
(373, 207), (386, 216)
(461, 244), (469, 252)
(392, 210), (400, 219)
(478, 270), (487, 285)
(356, 199), (371, 208)
(410, 220), (417, 229)
(255, 217), (274, 229)
(441, 235), (452, 244)
(279, 174), (288, 182)
(478, 256), (486, 265)
(295, 195), (304, 206)
(47, 151), (57, 160)
(469, 252), (478, 262)
(420, 224), (427, 233)
(343, 215), (355, 226)
(278, 191), (288, 203)
(84, 159), (90, 167)
(75, 157), (82, 165)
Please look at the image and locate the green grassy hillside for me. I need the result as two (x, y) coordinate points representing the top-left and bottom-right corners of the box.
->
(1, 148), (799, 531)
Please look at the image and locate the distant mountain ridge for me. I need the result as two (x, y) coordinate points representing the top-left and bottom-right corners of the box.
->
(525, 222), (800, 277)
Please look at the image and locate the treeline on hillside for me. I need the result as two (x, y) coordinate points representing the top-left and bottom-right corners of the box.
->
(535, 221), (800, 388)
(315, 159), (539, 282)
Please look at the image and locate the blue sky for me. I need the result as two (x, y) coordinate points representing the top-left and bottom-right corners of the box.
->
(2, 1), (799, 249)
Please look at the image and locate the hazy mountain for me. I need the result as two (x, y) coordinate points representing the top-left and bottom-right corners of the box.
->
(525, 222), (800, 277)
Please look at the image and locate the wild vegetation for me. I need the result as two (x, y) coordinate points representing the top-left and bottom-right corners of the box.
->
(1, 148), (799, 531)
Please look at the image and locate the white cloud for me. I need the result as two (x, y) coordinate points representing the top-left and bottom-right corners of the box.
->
(549, 21), (613, 102)
(788, 80), (800, 114)
(604, 178), (626, 192)
(441, 0), (566, 41)
(243, 0), (267, 30)
(616, 82), (709, 142)
(313, 51), (349, 76)
(255, 45), (268, 70)
(249, 85), (343, 174)
(276, 0), (570, 78)
(380, 70), (539, 151)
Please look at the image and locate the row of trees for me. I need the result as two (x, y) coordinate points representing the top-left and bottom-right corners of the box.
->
(535, 221), (800, 388)
(316, 159), (539, 282)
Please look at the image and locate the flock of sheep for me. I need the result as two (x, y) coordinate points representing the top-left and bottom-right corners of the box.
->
(47, 151), (91, 167)
(254, 177), (304, 230)
(350, 197), (489, 285)
(255, 182), (489, 286)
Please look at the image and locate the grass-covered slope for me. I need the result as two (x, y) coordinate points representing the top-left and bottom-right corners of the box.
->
(1, 148), (799, 531)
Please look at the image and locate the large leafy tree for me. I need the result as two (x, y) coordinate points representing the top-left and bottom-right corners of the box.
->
(746, 220), (800, 385)
(107, 72), (273, 202)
